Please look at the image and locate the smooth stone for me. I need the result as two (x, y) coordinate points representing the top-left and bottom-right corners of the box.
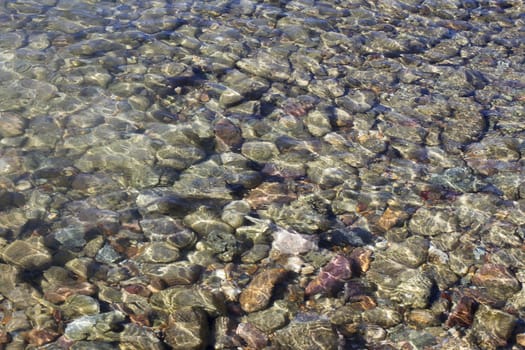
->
(64, 311), (126, 341)
(142, 261), (202, 286)
(62, 295), (100, 319)
(164, 307), (209, 350)
(272, 227), (318, 255)
(150, 286), (226, 317)
(272, 319), (338, 350)
(239, 268), (287, 313)
(385, 236), (429, 268)
(2, 237), (52, 270)
(409, 207), (458, 236)
(221, 200), (251, 228)
(362, 307), (402, 328)
(94, 244), (122, 264)
(471, 263), (521, 300)
(135, 242), (180, 264)
(241, 141), (280, 162)
(245, 305), (289, 333)
(471, 305), (517, 349)
(391, 272), (434, 308)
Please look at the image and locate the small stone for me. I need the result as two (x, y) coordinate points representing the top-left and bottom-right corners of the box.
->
(183, 207), (234, 237)
(377, 207), (409, 231)
(236, 322), (268, 349)
(386, 236), (429, 268)
(135, 242), (180, 264)
(241, 141), (279, 162)
(409, 207), (458, 236)
(62, 295), (100, 318)
(471, 263), (520, 300)
(471, 305), (517, 349)
(213, 316), (242, 349)
(239, 268), (287, 313)
(391, 272), (434, 308)
(214, 118), (243, 152)
(164, 307), (209, 350)
(246, 182), (297, 209)
(445, 295), (476, 329)
(2, 237), (52, 270)
(0, 112), (26, 137)
(241, 244), (271, 264)
(142, 261), (202, 286)
(25, 328), (59, 347)
(272, 227), (318, 255)
(407, 309), (440, 328)
(221, 200), (251, 228)
(64, 311), (126, 341)
(150, 286), (226, 317)
(362, 307), (402, 328)
(245, 304), (289, 333)
(272, 319), (338, 350)
(516, 333), (525, 347)
(306, 255), (352, 297)
(95, 244), (122, 264)
(349, 248), (373, 275)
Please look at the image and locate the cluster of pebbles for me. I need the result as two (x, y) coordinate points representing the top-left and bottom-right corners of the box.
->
(0, 0), (524, 349)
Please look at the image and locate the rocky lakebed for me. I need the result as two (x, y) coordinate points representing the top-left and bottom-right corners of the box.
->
(0, 0), (524, 349)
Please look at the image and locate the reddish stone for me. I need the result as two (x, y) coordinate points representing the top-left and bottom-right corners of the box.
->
(306, 255), (352, 296)
(445, 296), (477, 328)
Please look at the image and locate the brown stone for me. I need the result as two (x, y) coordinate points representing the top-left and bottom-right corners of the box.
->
(239, 268), (287, 313)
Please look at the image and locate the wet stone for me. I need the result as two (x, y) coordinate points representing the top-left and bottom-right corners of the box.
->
(204, 230), (240, 262)
(0, 112), (26, 137)
(409, 207), (458, 236)
(164, 306), (209, 350)
(214, 118), (243, 152)
(150, 286), (226, 317)
(471, 263), (521, 301)
(1, 237), (52, 270)
(119, 324), (165, 350)
(385, 235), (429, 268)
(135, 242), (180, 264)
(221, 200), (251, 228)
(320, 227), (374, 248)
(306, 254), (352, 297)
(239, 268), (287, 313)
(391, 272), (434, 309)
(0, 190), (25, 210)
(245, 303), (289, 334)
(241, 244), (270, 264)
(445, 295), (477, 329)
(95, 243), (122, 264)
(237, 50), (292, 82)
(64, 311), (126, 341)
(241, 141), (280, 163)
(471, 305), (517, 350)
(272, 226), (318, 255)
(362, 307), (403, 329)
(272, 319), (338, 350)
(142, 261), (202, 286)
(183, 207), (235, 237)
(62, 295), (100, 319)
(140, 216), (196, 249)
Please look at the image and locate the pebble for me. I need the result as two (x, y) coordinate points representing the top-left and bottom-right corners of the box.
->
(164, 307), (209, 350)
(306, 254), (352, 297)
(0, 1), (523, 348)
(471, 305), (517, 349)
(272, 318), (339, 350)
(239, 268), (287, 313)
(1, 237), (52, 270)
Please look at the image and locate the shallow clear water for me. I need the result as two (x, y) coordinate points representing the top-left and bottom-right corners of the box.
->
(0, 0), (524, 349)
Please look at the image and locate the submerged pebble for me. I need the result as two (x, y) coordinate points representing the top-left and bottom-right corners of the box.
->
(0, 0), (523, 348)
